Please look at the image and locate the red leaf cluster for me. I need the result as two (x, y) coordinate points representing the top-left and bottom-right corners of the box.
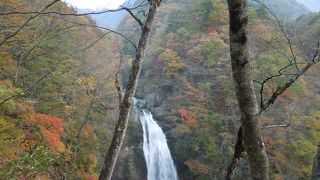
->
(87, 175), (96, 180)
(179, 108), (198, 126)
(26, 113), (65, 152)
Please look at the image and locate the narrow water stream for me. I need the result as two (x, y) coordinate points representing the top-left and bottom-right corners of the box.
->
(138, 109), (178, 180)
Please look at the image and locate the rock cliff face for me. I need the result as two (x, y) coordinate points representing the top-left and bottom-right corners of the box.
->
(134, 65), (231, 179)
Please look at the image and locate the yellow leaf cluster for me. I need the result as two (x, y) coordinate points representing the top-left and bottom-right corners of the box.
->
(77, 76), (96, 90)
(185, 159), (211, 175)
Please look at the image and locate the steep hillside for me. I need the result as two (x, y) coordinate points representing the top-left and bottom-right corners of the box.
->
(295, 12), (320, 47)
(0, 0), (120, 179)
(0, 0), (319, 179)
(250, 0), (310, 19)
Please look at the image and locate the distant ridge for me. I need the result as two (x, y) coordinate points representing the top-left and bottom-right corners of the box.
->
(250, 0), (310, 19)
(296, 0), (320, 12)
(77, 0), (138, 29)
(79, 0), (311, 28)
(77, 9), (126, 29)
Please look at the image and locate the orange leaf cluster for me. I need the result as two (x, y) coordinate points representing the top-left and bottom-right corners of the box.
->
(25, 113), (65, 152)
(277, 91), (290, 102)
(83, 124), (94, 138)
(184, 159), (211, 175)
(179, 108), (198, 126)
(182, 80), (198, 96)
(87, 175), (97, 180)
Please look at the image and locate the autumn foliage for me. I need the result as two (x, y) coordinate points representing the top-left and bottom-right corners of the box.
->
(159, 48), (185, 73)
(179, 108), (198, 126)
(185, 159), (211, 175)
(25, 113), (65, 152)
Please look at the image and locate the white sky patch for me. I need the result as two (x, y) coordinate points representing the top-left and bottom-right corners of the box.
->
(296, 0), (320, 12)
(63, 0), (127, 10)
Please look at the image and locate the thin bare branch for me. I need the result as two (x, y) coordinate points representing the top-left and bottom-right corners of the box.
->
(0, 66), (57, 105)
(266, 108), (295, 128)
(115, 53), (124, 107)
(77, 91), (99, 138)
(14, 19), (57, 85)
(0, 0), (60, 48)
(260, 43), (319, 114)
(253, 0), (299, 71)
(58, 17), (138, 52)
(266, 124), (290, 128)
(124, 8), (144, 27)
(0, 1), (149, 17)
(76, 31), (112, 53)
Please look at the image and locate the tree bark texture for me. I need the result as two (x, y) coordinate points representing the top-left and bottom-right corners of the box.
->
(226, 127), (244, 180)
(226, 0), (269, 179)
(99, 1), (159, 180)
(312, 145), (320, 180)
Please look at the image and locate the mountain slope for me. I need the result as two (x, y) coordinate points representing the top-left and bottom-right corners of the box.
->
(250, 0), (310, 19)
(77, 0), (139, 28)
(77, 8), (127, 28)
(0, 1), (120, 179)
(116, 0), (320, 179)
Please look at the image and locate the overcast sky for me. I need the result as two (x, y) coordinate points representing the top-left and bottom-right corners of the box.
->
(63, 0), (126, 10)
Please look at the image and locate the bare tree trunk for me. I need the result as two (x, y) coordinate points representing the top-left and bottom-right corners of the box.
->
(226, 0), (269, 179)
(226, 127), (244, 180)
(98, 1), (160, 180)
(312, 145), (320, 180)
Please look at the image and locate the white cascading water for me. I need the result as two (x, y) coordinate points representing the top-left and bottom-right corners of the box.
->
(139, 110), (178, 180)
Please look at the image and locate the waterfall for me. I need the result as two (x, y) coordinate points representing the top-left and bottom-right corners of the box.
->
(138, 110), (178, 180)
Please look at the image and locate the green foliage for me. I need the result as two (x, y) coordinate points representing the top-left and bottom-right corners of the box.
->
(254, 52), (291, 83)
(308, 13), (320, 25)
(197, 82), (211, 91)
(250, 0), (309, 19)
(256, 6), (271, 20)
(175, 126), (218, 161)
(178, 98), (191, 107)
(199, 33), (227, 66)
(167, 10), (191, 32)
(0, 80), (20, 100)
(255, 53), (289, 73)
(208, 0), (228, 26)
(287, 80), (305, 94)
(191, 0), (214, 28)
(175, 27), (190, 43)
(18, 146), (53, 176)
(0, 0), (119, 178)
(0, 116), (19, 154)
(35, 97), (65, 113)
(198, 112), (220, 128)
(1, 146), (54, 179)
(159, 49), (185, 73)
(0, 54), (16, 79)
